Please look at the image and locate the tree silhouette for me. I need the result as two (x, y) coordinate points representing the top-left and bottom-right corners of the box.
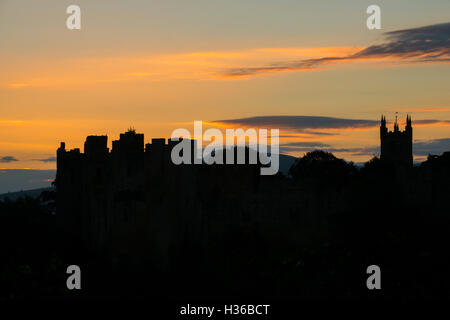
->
(289, 150), (356, 186)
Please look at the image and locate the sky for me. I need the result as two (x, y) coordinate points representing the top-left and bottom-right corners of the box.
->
(0, 0), (449, 191)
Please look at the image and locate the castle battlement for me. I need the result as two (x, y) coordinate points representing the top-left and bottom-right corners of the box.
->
(55, 129), (265, 259)
(58, 131), (183, 159)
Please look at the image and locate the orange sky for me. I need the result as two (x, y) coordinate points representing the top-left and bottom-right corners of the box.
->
(1, 1), (449, 170)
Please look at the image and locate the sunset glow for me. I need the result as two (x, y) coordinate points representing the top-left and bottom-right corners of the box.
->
(1, 0), (449, 175)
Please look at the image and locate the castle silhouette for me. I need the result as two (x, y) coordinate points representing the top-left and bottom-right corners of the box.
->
(21, 114), (449, 299)
(56, 130), (262, 268)
(55, 115), (416, 270)
(4, 114), (450, 300)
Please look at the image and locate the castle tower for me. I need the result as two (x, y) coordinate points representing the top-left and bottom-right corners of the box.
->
(380, 114), (413, 166)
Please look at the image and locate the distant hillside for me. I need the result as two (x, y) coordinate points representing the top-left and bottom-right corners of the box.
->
(0, 169), (55, 194)
(0, 187), (54, 201)
(279, 154), (297, 176)
(201, 146), (297, 176)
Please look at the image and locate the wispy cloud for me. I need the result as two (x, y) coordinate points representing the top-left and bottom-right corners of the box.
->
(0, 120), (25, 124)
(221, 22), (450, 78)
(34, 156), (56, 163)
(398, 107), (450, 113)
(213, 115), (450, 159)
(354, 23), (450, 60)
(280, 138), (450, 159)
(4, 23), (448, 87)
(212, 115), (450, 134)
(412, 120), (450, 127)
(279, 141), (379, 156)
(0, 156), (19, 163)
(8, 83), (30, 88)
(413, 138), (450, 156)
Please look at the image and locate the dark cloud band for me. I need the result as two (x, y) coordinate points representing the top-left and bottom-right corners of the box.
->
(34, 157), (57, 163)
(222, 22), (450, 78)
(213, 115), (378, 133)
(0, 156), (19, 163)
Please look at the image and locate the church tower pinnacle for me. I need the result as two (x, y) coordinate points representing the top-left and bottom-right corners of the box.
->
(380, 114), (413, 166)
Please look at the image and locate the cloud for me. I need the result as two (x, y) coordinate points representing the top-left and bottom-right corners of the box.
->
(0, 156), (19, 163)
(9, 83), (30, 88)
(222, 22), (450, 78)
(413, 119), (450, 126)
(279, 142), (379, 156)
(413, 138), (450, 156)
(0, 120), (25, 124)
(6, 47), (364, 88)
(6, 23), (448, 86)
(346, 138), (450, 158)
(354, 23), (450, 60)
(213, 115), (379, 133)
(213, 115), (450, 135)
(212, 115), (450, 159)
(280, 141), (330, 153)
(281, 141), (329, 148)
(280, 138), (450, 159)
(34, 156), (57, 163)
(398, 107), (450, 113)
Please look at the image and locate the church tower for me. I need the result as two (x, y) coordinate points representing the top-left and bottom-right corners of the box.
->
(380, 114), (413, 166)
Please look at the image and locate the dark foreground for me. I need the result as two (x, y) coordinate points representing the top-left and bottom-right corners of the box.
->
(1, 152), (450, 301)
